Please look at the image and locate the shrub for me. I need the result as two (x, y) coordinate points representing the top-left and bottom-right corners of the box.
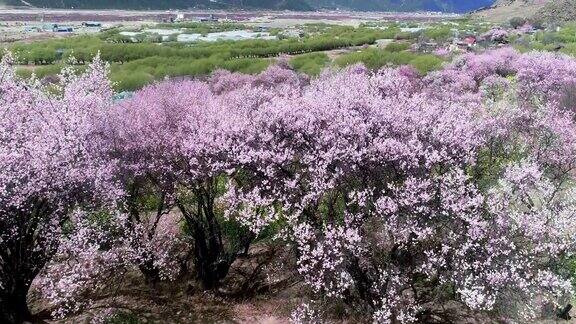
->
(336, 48), (415, 69)
(384, 41), (410, 52)
(336, 49), (442, 74)
(509, 17), (527, 29)
(111, 70), (154, 91)
(104, 311), (141, 324)
(289, 52), (329, 76)
(409, 54), (444, 74)
(228, 52), (576, 322)
(423, 26), (453, 41)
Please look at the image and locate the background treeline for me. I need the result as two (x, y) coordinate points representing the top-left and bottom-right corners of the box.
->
(9, 26), (399, 65)
(153, 22), (249, 35)
(7, 25), (445, 91)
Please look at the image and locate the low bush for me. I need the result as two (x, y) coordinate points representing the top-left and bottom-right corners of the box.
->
(289, 52), (330, 76)
(384, 41), (410, 52)
(336, 48), (443, 74)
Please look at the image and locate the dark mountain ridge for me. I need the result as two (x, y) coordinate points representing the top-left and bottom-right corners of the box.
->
(1, 0), (496, 13)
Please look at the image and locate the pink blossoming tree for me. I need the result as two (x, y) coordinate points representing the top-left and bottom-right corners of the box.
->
(0, 55), (117, 323)
(99, 65), (306, 290)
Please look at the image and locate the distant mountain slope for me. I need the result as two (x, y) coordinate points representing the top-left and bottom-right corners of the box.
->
(475, 0), (576, 23)
(0, 0), (314, 10)
(0, 0), (496, 13)
(312, 0), (494, 12)
(474, 0), (551, 22)
(538, 0), (576, 22)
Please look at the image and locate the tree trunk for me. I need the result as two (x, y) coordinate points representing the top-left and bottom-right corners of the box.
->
(0, 281), (33, 324)
(191, 220), (233, 290)
(139, 266), (160, 288)
(0, 205), (59, 324)
(178, 198), (235, 290)
(177, 182), (256, 290)
(139, 260), (161, 288)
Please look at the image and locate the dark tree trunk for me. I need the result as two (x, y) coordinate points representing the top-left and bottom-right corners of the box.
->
(177, 182), (252, 290)
(139, 260), (162, 288)
(0, 280), (33, 324)
(193, 241), (234, 290)
(189, 207), (233, 290)
(0, 202), (59, 324)
(125, 179), (172, 288)
(346, 257), (378, 310)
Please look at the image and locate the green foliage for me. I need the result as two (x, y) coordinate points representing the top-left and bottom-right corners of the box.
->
(511, 23), (576, 56)
(534, 31), (560, 45)
(423, 26), (453, 41)
(111, 70), (154, 91)
(28, 47), (58, 65)
(218, 216), (253, 252)
(336, 48), (412, 69)
(110, 56), (270, 91)
(34, 65), (66, 79)
(394, 31), (418, 40)
(384, 42), (410, 52)
(104, 311), (141, 324)
(561, 43), (576, 57)
(16, 64), (87, 81)
(302, 23), (335, 34)
(409, 55), (444, 74)
(15, 68), (33, 79)
(156, 22), (247, 34)
(255, 218), (286, 242)
(98, 27), (129, 42)
(335, 48), (443, 74)
(135, 32), (163, 44)
(268, 28), (282, 37)
(6, 25), (400, 91)
(218, 58), (271, 74)
(554, 254), (576, 292)
(509, 17), (527, 29)
(61, 210), (121, 242)
(289, 52), (329, 76)
(557, 24), (576, 43)
(9, 36), (103, 65)
(8, 26), (394, 65)
(471, 142), (527, 191)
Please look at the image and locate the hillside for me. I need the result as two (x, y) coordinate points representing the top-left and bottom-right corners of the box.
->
(474, 0), (550, 22)
(307, 0), (494, 12)
(537, 0), (576, 22)
(1, 0), (495, 12)
(474, 0), (576, 23)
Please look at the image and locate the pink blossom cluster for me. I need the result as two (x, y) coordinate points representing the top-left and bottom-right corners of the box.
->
(480, 27), (510, 43)
(517, 24), (535, 34)
(432, 47), (451, 57)
(38, 211), (187, 318)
